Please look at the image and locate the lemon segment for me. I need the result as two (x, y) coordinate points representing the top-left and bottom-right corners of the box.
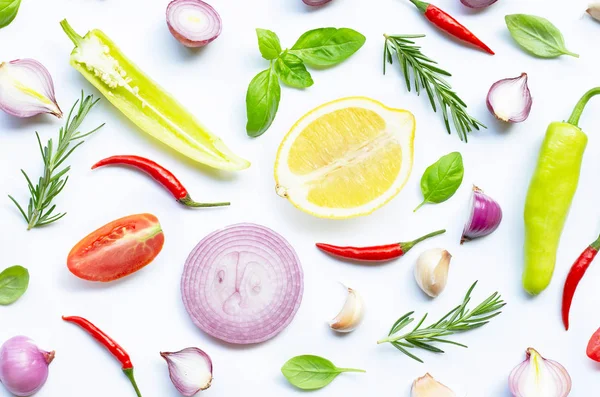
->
(274, 97), (415, 219)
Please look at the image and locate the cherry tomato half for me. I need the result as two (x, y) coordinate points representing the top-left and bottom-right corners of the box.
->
(67, 213), (165, 282)
(586, 327), (600, 362)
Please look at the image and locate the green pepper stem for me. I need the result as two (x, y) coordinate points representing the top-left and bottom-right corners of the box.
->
(590, 233), (600, 251)
(568, 87), (600, 127)
(123, 368), (142, 397)
(400, 229), (446, 253)
(59, 19), (84, 47)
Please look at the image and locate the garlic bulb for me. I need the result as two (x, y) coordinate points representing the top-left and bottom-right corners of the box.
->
(486, 73), (532, 123)
(588, 3), (600, 21)
(0, 59), (62, 118)
(160, 348), (213, 396)
(509, 347), (571, 397)
(414, 248), (451, 298)
(329, 285), (364, 333)
(412, 373), (456, 397)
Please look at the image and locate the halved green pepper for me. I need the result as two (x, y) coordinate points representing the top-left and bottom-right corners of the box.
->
(60, 19), (249, 171)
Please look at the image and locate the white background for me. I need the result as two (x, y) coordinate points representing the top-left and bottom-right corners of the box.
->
(1, 0), (600, 395)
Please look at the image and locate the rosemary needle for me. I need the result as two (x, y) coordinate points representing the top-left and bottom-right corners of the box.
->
(8, 92), (104, 230)
(383, 34), (486, 142)
(377, 281), (505, 363)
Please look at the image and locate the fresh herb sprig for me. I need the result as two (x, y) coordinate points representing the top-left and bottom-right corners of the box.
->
(377, 281), (505, 362)
(9, 92), (104, 230)
(383, 34), (485, 142)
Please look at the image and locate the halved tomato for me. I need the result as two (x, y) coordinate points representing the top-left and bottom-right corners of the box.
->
(587, 327), (600, 362)
(67, 213), (164, 282)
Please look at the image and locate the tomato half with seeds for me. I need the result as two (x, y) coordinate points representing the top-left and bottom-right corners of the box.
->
(67, 213), (165, 282)
(587, 327), (600, 362)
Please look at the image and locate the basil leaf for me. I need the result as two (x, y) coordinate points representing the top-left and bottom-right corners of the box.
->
(281, 355), (365, 390)
(415, 152), (464, 211)
(0, 265), (29, 305)
(289, 27), (366, 67)
(505, 14), (578, 58)
(256, 28), (282, 60)
(0, 0), (21, 29)
(274, 52), (314, 89)
(246, 66), (281, 137)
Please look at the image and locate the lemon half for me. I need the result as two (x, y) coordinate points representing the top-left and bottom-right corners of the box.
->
(274, 97), (415, 219)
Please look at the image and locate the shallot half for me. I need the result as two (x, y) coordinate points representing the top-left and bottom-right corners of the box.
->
(0, 336), (54, 397)
(509, 347), (571, 397)
(460, 0), (498, 9)
(303, 0), (333, 5)
(487, 73), (532, 123)
(166, 0), (222, 48)
(161, 348), (213, 396)
(461, 186), (502, 244)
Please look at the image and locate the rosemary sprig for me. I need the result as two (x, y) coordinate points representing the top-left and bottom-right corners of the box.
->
(8, 92), (104, 230)
(383, 34), (486, 142)
(377, 281), (505, 362)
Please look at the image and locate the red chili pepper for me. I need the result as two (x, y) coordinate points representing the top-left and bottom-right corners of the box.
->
(561, 233), (600, 330)
(409, 0), (494, 55)
(62, 316), (142, 397)
(92, 155), (230, 208)
(316, 229), (445, 262)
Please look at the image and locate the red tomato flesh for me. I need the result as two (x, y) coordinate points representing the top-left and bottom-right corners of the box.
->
(587, 327), (600, 362)
(67, 213), (164, 282)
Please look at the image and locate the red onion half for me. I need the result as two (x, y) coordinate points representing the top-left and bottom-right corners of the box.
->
(461, 186), (502, 244)
(166, 0), (222, 48)
(460, 0), (498, 9)
(181, 223), (304, 344)
(303, 0), (333, 5)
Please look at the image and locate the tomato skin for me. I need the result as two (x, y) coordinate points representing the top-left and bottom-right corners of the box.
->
(586, 327), (600, 362)
(67, 213), (164, 282)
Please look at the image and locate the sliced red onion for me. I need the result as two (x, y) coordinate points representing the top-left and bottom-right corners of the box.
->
(460, 0), (498, 9)
(509, 348), (571, 397)
(161, 348), (213, 396)
(181, 223), (304, 344)
(0, 336), (54, 397)
(0, 59), (62, 118)
(166, 0), (222, 48)
(461, 186), (502, 244)
(486, 73), (532, 123)
(303, 0), (333, 5)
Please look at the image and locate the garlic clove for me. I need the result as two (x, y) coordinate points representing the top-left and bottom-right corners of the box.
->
(329, 285), (364, 333)
(509, 347), (571, 397)
(588, 3), (600, 21)
(414, 248), (451, 298)
(0, 59), (62, 118)
(160, 347), (213, 396)
(486, 73), (532, 123)
(411, 373), (456, 397)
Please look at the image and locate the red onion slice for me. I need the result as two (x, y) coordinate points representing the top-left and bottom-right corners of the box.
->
(181, 223), (304, 344)
(460, 0), (498, 9)
(461, 186), (502, 244)
(166, 0), (222, 48)
(303, 0), (333, 5)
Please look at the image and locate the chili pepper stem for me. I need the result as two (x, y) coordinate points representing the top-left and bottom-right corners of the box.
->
(590, 233), (600, 251)
(400, 229), (446, 253)
(60, 19), (84, 47)
(123, 368), (143, 397)
(178, 195), (230, 208)
(568, 87), (600, 127)
(409, 0), (429, 13)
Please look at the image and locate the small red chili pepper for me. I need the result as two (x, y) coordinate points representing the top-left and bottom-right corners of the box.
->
(561, 233), (600, 330)
(316, 229), (445, 262)
(92, 155), (230, 208)
(62, 316), (142, 397)
(409, 0), (494, 55)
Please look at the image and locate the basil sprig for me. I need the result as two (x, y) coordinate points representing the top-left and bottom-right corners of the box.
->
(415, 152), (464, 211)
(505, 14), (578, 59)
(0, 265), (29, 305)
(0, 0), (21, 29)
(246, 27), (366, 137)
(281, 355), (365, 390)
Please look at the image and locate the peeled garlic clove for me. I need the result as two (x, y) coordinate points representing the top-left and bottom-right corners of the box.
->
(0, 59), (62, 118)
(486, 73), (532, 123)
(509, 347), (571, 397)
(160, 347), (213, 396)
(414, 248), (451, 298)
(588, 3), (600, 21)
(412, 373), (456, 397)
(329, 285), (364, 333)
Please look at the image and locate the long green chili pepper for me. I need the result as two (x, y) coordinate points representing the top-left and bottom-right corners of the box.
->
(59, 19), (249, 171)
(523, 87), (600, 295)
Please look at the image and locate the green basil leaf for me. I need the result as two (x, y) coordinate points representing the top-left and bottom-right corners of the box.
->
(256, 28), (282, 60)
(274, 52), (314, 89)
(281, 355), (365, 390)
(0, 0), (21, 29)
(289, 27), (366, 67)
(0, 265), (29, 305)
(505, 14), (578, 58)
(415, 152), (464, 211)
(246, 66), (281, 137)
